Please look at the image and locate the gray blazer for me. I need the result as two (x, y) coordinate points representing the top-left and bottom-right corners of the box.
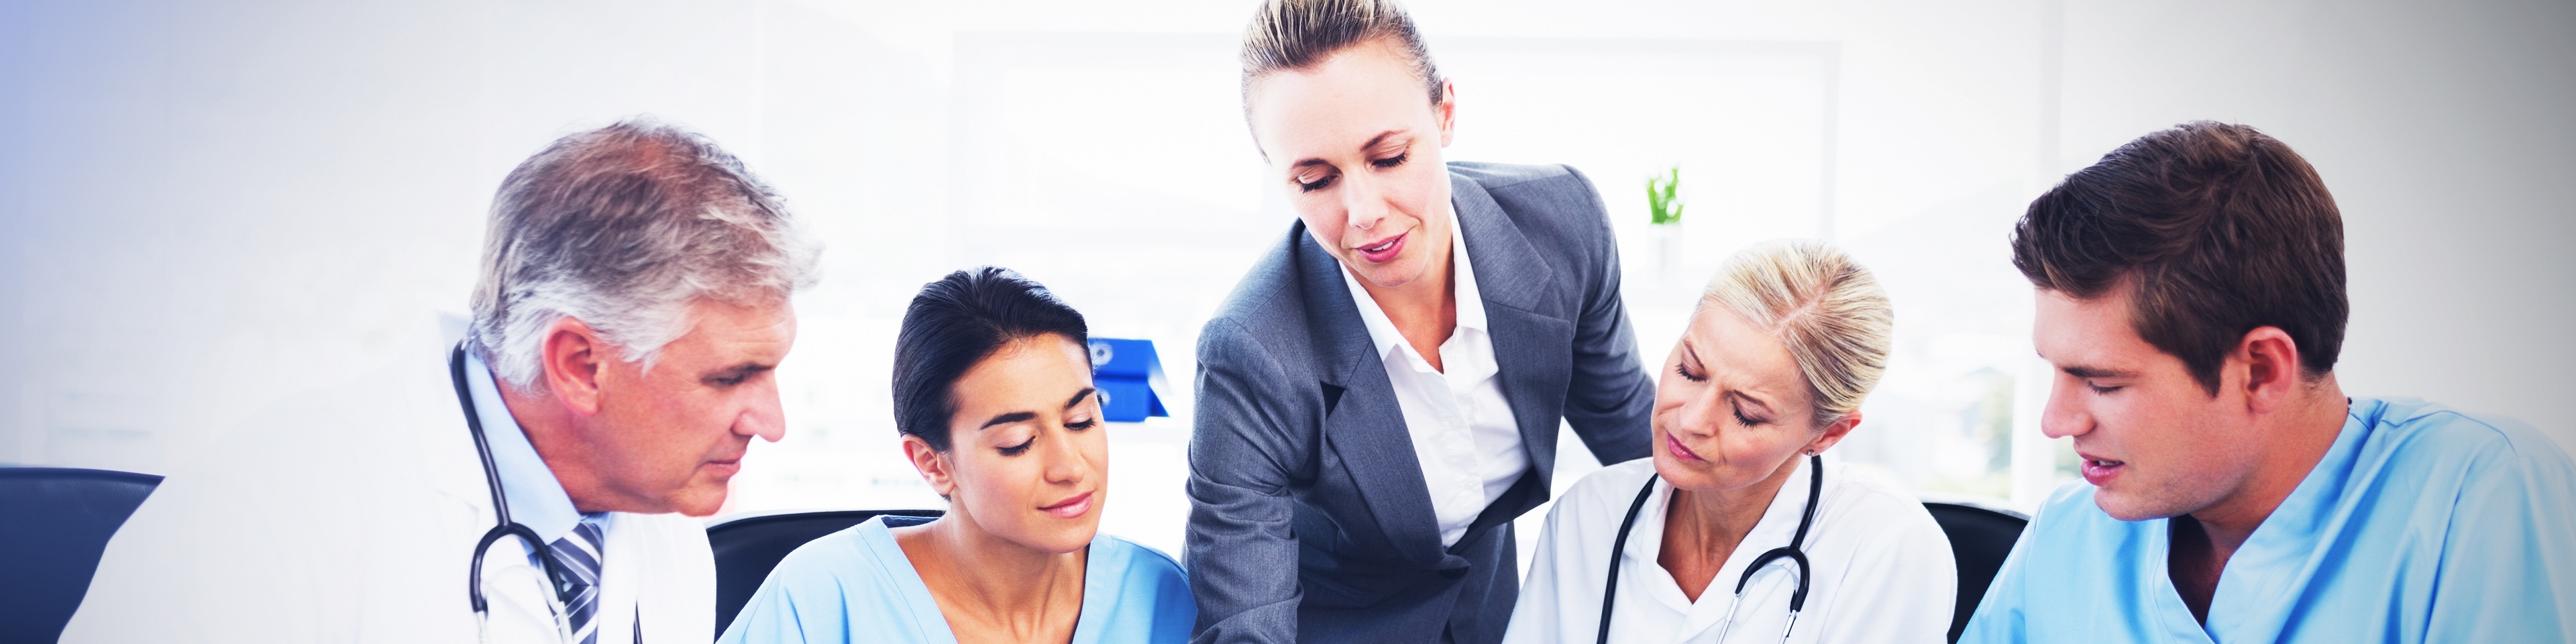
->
(1185, 162), (1656, 644)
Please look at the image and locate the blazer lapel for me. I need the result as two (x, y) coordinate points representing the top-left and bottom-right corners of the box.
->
(1451, 173), (1575, 481)
(1292, 224), (1448, 568)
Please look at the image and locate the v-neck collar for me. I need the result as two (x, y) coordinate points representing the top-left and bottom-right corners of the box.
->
(2149, 398), (2376, 643)
(860, 515), (1112, 644)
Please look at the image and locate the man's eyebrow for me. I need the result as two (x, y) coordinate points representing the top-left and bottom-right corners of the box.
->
(1063, 387), (1097, 411)
(2063, 366), (2138, 380)
(979, 411), (1037, 430)
(701, 362), (775, 382)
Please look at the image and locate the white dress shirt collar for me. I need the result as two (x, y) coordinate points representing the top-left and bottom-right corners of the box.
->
(1339, 207), (1491, 358)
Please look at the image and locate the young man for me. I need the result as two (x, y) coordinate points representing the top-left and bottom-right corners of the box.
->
(1962, 121), (2576, 643)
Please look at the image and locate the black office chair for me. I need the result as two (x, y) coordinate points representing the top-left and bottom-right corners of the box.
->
(1, 467), (165, 643)
(1923, 500), (2029, 643)
(707, 508), (945, 635)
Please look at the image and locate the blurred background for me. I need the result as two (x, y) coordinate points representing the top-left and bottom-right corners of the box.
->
(3, 0), (2570, 566)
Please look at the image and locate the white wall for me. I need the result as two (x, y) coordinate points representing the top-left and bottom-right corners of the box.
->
(2052, 0), (2576, 451)
(3, 0), (2568, 557)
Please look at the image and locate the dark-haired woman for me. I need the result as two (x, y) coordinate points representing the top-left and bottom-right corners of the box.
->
(720, 267), (1195, 644)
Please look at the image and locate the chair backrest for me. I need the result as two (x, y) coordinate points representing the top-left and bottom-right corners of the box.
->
(0, 467), (165, 643)
(706, 508), (944, 635)
(1923, 501), (2029, 643)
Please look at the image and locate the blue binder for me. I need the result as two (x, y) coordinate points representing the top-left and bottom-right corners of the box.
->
(1087, 337), (1169, 422)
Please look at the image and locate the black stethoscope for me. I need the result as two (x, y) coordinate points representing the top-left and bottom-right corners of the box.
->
(449, 343), (579, 643)
(1597, 454), (1823, 644)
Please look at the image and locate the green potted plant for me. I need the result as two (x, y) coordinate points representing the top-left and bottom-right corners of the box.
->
(1646, 165), (1684, 283)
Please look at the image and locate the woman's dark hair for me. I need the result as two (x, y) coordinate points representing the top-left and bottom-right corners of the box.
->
(890, 267), (1090, 451)
(2011, 121), (2347, 394)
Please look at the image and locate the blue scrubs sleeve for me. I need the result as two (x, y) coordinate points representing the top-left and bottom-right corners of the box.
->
(718, 569), (851, 644)
(2426, 430), (2576, 642)
(1956, 485), (2068, 644)
(715, 522), (951, 644)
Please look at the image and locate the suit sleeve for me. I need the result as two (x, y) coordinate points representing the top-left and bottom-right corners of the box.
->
(1184, 318), (1311, 644)
(1554, 165), (1657, 465)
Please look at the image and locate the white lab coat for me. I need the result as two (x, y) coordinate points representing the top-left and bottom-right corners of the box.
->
(1503, 457), (1955, 644)
(60, 330), (715, 644)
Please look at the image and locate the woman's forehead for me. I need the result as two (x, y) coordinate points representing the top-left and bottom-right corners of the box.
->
(950, 337), (1093, 423)
(1686, 307), (1808, 404)
(1245, 47), (1434, 152)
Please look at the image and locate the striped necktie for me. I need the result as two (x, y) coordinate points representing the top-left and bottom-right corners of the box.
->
(547, 515), (607, 644)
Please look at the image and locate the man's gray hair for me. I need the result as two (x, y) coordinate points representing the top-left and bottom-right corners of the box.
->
(468, 118), (819, 390)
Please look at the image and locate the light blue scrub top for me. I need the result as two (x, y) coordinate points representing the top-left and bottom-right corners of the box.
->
(1962, 397), (2576, 643)
(718, 515), (1196, 644)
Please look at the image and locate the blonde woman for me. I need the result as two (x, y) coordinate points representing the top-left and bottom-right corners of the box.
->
(1504, 241), (1955, 643)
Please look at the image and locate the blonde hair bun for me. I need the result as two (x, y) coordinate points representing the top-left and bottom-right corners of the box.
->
(1700, 239), (1894, 427)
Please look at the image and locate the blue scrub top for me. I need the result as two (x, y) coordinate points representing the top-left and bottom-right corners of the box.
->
(1962, 396), (2576, 643)
(718, 515), (1196, 644)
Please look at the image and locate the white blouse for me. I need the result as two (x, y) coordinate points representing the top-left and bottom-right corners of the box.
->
(1336, 207), (1525, 549)
(1503, 457), (1955, 643)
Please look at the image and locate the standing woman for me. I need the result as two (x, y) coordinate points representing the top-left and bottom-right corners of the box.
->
(721, 268), (1195, 644)
(1187, 1), (1657, 643)
(1503, 240), (1955, 643)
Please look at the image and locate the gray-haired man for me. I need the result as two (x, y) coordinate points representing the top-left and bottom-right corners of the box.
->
(64, 119), (818, 643)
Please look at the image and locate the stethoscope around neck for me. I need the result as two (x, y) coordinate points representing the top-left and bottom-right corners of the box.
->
(1597, 454), (1823, 644)
(450, 343), (580, 643)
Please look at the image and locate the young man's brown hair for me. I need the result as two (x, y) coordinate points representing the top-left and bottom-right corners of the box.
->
(2011, 120), (2349, 394)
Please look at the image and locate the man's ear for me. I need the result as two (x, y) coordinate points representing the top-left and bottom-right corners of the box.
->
(2235, 326), (2303, 415)
(902, 435), (957, 498)
(537, 317), (608, 417)
(1804, 410), (1862, 455)
(1435, 79), (1458, 148)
